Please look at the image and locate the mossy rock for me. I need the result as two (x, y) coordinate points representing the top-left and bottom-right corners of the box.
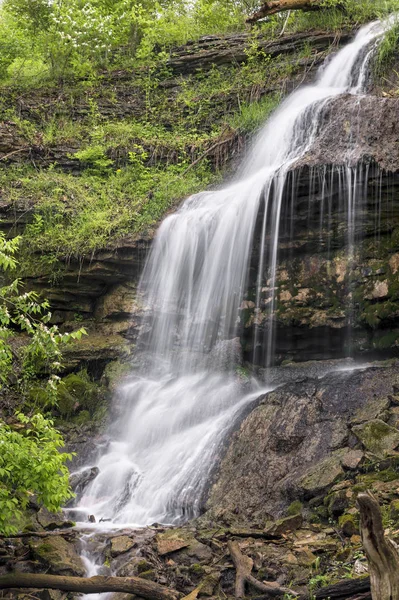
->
(139, 569), (156, 581)
(58, 369), (106, 417)
(338, 513), (359, 537)
(325, 490), (350, 518)
(102, 359), (131, 390)
(189, 563), (206, 576)
(29, 535), (85, 576)
(357, 468), (399, 486)
(352, 419), (399, 458)
(299, 450), (347, 497)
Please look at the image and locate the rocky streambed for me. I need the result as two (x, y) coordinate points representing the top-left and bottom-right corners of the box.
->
(3, 359), (399, 599)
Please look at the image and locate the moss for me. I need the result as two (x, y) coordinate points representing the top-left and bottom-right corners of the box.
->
(102, 359), (131, 390)
(58, 369), (106, 417)
(286, 500), (303, 516)
(57, 387), (77, 418)
(373, 331), (399, 350)
(73, 410), (91, 425)
(338, 513), (359, 537)
(137, 559), (153, 574)
(357, 468), (398, 486)
(189, 563), (205, 576)
(139, 569), (156, 580)
(352, 420), (399, 458)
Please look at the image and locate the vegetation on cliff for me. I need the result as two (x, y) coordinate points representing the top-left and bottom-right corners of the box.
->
(1, 0), (399, 277)
(0, 233), (86, 534)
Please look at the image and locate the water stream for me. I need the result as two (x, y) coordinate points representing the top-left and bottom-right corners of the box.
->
(76, 18), (394, 532)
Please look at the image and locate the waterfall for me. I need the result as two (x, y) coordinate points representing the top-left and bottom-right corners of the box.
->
(76, 18), (393, 527)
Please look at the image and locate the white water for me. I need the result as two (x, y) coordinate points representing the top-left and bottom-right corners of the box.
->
(77, 19), (393, 528)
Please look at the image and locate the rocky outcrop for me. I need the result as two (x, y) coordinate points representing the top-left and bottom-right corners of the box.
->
(206, 362), (399, 522)
(299, 95), (399, 171)
(167, 30), (353, 74)
(241, 162), (399, 363)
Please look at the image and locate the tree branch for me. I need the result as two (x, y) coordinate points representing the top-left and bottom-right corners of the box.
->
(246, 0), (321, 24)
(227, 540), (298, 597)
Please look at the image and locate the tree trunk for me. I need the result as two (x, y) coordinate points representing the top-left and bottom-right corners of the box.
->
(357, 491), (399, 600)
(246, 0), (321, 24)
(0, 573), (180, 600)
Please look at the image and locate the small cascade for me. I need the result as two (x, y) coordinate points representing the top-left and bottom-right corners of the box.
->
(76, 18), (395, 527)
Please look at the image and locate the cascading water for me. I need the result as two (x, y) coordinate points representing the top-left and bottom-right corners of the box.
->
(76, 18), (394, 528)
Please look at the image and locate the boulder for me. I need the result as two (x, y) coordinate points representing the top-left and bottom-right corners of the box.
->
(156, 531), (191, 556)
(264, 514), (303, 536)
(352, 419), (399, 458)
(110, 535), (136, 557)
(70, 466), (100, 495)
(36, 508), (75, 531)
(299, 450), (346, 498)
(207, 365), (399, 521)
(29, 536), (85, 577)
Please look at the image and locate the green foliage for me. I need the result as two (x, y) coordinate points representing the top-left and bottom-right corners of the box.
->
(0, 233), (90, 534)
(58, 369), (104, 417)
(229, 95), (279, 133)
(0, 233), (87, 407)
(376, 20), (399, 75)
(0, 0), (398, 87)
(0, 412), (73, 535)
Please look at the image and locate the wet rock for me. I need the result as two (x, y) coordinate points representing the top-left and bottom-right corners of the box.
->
(110, 535), (136, 557)
(365, 280), (389, 300)
(29, 536), (85, 576)
(207, 365), (398, 521)
(70, 466), (100, 495)
(352, 419), (399, 458)
(62, 333), (131, 371)
(94, 282), (140, 322)
(36, 508), (75, 530)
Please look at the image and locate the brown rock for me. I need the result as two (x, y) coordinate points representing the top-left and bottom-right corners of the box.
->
(110, 535), (136, 557)
(341, 450), (364, 470)
(156, 532), (190, 556)
(265, 514), (303, 536)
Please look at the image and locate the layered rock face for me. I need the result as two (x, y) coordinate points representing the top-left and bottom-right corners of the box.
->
(238, 67), (399, 363)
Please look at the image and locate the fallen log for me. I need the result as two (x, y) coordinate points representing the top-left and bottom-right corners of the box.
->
(358, 491), (399, 600)
(228, 540), (298, 597)
(0, 573), (180, 600)
(0, 530), (75, 539)
(246, 0), (321, 24)
(312, 577), (370, 599)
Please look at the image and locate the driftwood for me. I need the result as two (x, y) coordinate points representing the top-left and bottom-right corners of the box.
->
(0, 573), (180, 600)
(358, 491), (399, 600)
(312, 577), (371, 599)
(0, 530), (75, 539)
(246, 0), (321, 23)
(227, 540), (298, 597)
